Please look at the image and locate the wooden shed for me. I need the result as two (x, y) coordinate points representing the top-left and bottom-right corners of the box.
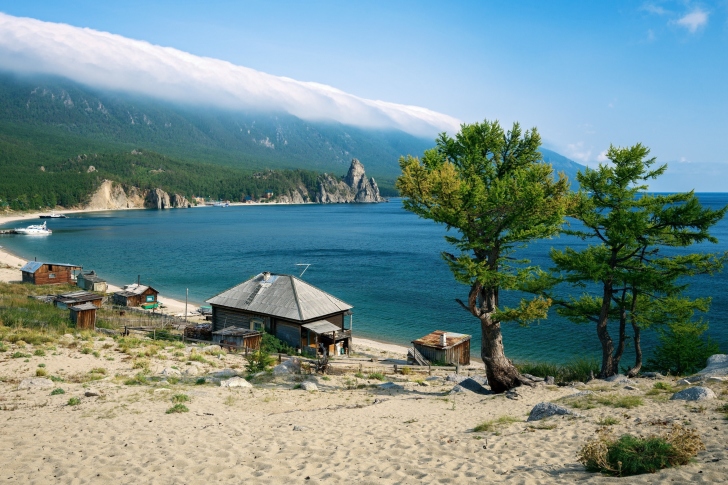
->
(206, 272), (353, 355)
(76, 271), (108, 292)
(113, 284), (159, 308)
(20, 262), (82, 285)
(69, 303), (98, 330)
(212, 327), (263, 351)
(411, 330), (471, 366)
(53, 291), (103, 309)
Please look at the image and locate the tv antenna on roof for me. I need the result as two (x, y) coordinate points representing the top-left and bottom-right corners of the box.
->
(296, 263), (311, 277)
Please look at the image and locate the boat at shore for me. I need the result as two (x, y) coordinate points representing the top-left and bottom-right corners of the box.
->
(39, 212), (67, 219)
(15, 221), (52, 235)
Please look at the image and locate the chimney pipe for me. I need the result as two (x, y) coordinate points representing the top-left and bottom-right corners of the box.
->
(440, 332), (447, 346)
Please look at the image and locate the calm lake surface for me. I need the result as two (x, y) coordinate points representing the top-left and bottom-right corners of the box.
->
(2, 194), (727, 364)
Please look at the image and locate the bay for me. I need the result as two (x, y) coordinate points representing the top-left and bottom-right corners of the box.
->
(2, 194), (727, 364)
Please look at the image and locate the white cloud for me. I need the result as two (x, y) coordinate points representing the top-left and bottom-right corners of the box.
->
(597, 150), (609, 162)
(565, 142), (593, 164)
(674, 8), (708, 33)
(0, 13), (460, 137)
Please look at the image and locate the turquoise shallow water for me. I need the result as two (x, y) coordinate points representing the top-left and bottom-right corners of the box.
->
(2, 195), (727, 364)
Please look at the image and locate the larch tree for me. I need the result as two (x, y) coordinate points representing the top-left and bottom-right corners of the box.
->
(396, 120), (571, 393)
(545, 143), (726, 378)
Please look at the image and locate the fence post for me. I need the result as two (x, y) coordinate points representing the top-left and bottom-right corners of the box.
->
(428, 364), (432, 376)
(394, 364), (398, 374)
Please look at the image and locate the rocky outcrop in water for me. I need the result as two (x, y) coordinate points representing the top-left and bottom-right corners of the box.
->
(275, 159), (383, 204)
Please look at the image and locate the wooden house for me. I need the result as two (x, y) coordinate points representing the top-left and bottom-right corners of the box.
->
(69, 303), (98, 330)
(211, 327), (263, 351)
(53, 291), (103, 309)
(411, 330), (471, 366)
(20, 262), (82, 285)
(206, 272), (353, 355)
(113, 284), (159, 308)
(76, 271), (108, 292)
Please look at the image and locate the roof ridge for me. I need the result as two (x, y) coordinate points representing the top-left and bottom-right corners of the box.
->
(289, 275), (304, 321)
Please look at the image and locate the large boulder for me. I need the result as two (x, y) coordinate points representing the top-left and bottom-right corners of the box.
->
(527, 402), (581, 421)
(670, 386), (717, 401)
(300, 381), (318, 392)
(220, 377), (252, 388)
(272, 358), (301, 376)
(697, 354), (728, 376)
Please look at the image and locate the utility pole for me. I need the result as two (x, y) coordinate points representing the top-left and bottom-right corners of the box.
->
(185, 288), (188, 323)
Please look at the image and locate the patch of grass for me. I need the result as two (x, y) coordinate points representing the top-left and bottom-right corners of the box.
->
(50, 388), (65, 395)
(90, 367), (107, 375)
(171, 394), (190, 403)
(38, 363), (46, 368)
(577, 425), (705, 477)
(367, 372), (386, 381)
(132, 359), (150, 372)
(354, 372), (365, 379)
(67, 397), (81, 406)
(566, 393), (643, 410)
(166, 403), (189, 414)
(11, 351), (31, 359)
(35, 368), (47, 377)
(528, 422), (558, 430)
(49, 375), (64, 382)
(400, 367), (412, 375)
(188, 352), (211, 365)
(124, 373), (149, 386)
(33, 349), (46, 356)
(0, 342), (6, 352)
(80, 346), (93, 355)
(596, 416), (620, 426)
(473, 415), (520, 433)
(195, 377), (206, 385)
(652, 382), (677, 392)
(223, 395), (236, 406)
(92, 350), (101, 358)
(516, 358), (600, 384)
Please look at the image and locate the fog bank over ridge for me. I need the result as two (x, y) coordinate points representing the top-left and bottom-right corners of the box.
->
(0, 12), (460, 137)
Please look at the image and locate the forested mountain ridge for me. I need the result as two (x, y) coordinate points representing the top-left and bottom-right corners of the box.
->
(0, 72), (585, 210)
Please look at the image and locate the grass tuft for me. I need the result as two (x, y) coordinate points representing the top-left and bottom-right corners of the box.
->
(171, 394), (190, 403)
(367, 372), (386, 381)
(67, 397), (81, 406)
(166, 403), (189, 414)
(473, 415), (520, 433)
(50, 388), (65, 395)
(577, 425), (704, 476)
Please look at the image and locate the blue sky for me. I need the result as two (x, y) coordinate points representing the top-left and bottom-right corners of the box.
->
(1, 1), (727, 191)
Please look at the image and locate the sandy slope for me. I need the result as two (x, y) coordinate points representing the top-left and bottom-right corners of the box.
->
(0, 334), (727, 484)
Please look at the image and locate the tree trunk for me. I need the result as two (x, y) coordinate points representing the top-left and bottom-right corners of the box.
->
(612, 306), (627, 375)
(626, 293), (642, 377)
(597, 281), (616, 378)
(480, 317), (529, 393)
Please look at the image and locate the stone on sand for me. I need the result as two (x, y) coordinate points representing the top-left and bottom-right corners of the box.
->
(670, 386), (717, 401)
(527, 402), (581, 422)
(220, 377), (252, 388)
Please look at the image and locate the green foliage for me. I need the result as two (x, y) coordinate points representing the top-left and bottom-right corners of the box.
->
(542, 143), (727, 377)
(33, 349), (46, 356)
(245, 349), (275, 374)
(516, 358), (599, 384)
(645, 320), (721, 376)
(367, 372), (386, 381)
(260, 333), (296, 355)
(166, 404), (189, 414)
(473, 415), (520, 433)
(578, 426), (704, 477)
(50, 388), (65, 395)
(171, 394), (190, 404)
(67, 397), (81, 406)
(11, 351), (31, 359)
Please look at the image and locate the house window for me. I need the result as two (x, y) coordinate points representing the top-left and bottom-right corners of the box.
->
(146, 295), (155, 302)
(48, 273), (56, 279)
(251, 318), (263, 331)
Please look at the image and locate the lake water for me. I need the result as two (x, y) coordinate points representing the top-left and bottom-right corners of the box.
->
(2, 195), (727, 364)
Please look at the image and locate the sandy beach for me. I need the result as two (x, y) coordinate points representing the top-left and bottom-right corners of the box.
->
(2, 209), (728, 483)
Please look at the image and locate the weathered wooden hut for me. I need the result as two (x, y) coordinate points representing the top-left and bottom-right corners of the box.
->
(212, 327), (263, 351)
(20, 262), (82, 285)
(113, 284), (159, 308)
(53, 291), (104, 309)
(412, 330), (471, 366)
(76, 271), (108, 292)
(206, 272), (353, 355)
(69, 303), (98, 330)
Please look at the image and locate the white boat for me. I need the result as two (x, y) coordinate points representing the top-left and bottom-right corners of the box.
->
(15, 221), (52, 235)
(39, 212), (67, 219)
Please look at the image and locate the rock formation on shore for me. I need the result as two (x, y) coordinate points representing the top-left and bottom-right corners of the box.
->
(276, 159), (383, 204)
(85, 180), (189, 210)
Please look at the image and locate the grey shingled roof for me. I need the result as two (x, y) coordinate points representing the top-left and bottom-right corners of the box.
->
(206, 273), (352, 322)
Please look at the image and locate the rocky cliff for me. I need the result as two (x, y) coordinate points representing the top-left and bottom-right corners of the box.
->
(276, 159), (383, 204)
(85, 180), (189, 210)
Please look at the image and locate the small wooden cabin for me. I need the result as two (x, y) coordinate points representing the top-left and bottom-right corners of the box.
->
(212, 327), (263, 351)
(76, 271), (108, 292)
(113, 284), (159, 308)
(69, 303), (98, 330)
(53, 291), (103, 309)
(412, 330), (471, 366)
(20, 262), (82, 285)
(206, 272), (353, 355)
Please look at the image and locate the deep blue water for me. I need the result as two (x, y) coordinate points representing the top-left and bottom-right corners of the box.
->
(2, 195), (727, 364)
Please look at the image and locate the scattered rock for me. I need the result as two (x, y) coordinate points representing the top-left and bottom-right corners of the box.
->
(211, 369), (236, 378)
(670, 386), (717, 401)
(84, 389), (101, 397)
(641, 372), (664, 379)
(522, 373), (544, 382)
(706, 376), (726, 383)
(624, 385), (639, 391)
(545, 376), (556, 385)
(160, 367), (182, 377)
(445, 374), (467, 383)
(154, 388), (171, 393)
(425, 376), (442, 381)
(183, 365), (203, 376)
(293, 426), (307, 431)
(676, 378), (692, 386)
(506, 390), (520, 400)
(379, 382), (402, 390)
(697, 354), (728, 376)
(201, 345), (222, 354)
(18, 378), (54, 389)
(605, 374), (632, 384)
(300, 382), (318, 392)
(527, 402), (581, 422)
(450, 385), (466, 393)
(272, 358), (301, 376)
(569, 390), (594, 398)
(219, 377), (252, 388)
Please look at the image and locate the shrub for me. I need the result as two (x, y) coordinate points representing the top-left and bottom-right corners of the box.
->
(35, 368), (47, 377)
(11, 351), (31, 359)
(245, 349), (275, 373)
(124, 373), (148, 386)
(50, 388), (65, 395)
(577, 425), (704, 477)
(260, 333), (296, 355)
(67, 397), (81, 406)
(195, 377), (206, 385)
(367, 372), (386, 381)
(645, 320), (720, 376)
(33, 349), (46, 356)
(166, 404), (189, 414)
(171, 394), (190, 403)
(596, 417), (620, 426)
